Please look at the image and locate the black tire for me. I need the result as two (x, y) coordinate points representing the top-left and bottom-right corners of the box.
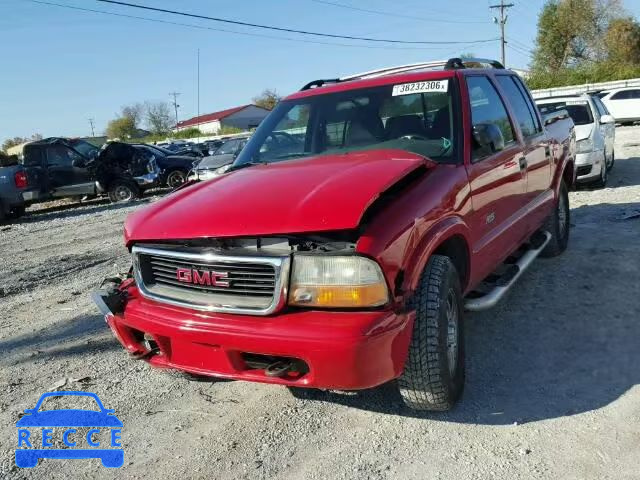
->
(606, 149), (615, 172)
(541, 180), (570, 258)
(397, 255), (465, 411)
(108, 180), (139, 203)
(591, 159), (608, 189)
(0, 202), (6, 224)
(11, 206), (26, 218)
(166, 169), (187, 189)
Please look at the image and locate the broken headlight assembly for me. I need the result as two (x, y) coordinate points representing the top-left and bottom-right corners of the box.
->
(288, 255), (389, 308)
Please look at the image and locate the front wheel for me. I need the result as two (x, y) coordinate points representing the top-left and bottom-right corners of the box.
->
(166, 170), (187, 189)
(397, 255), (465, 411)
(108, 180), (139, 203)
(606, 149), (615, 172)
(541, 180), (570, 257)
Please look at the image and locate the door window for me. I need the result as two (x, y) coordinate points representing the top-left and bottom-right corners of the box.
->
(496, 75), (538, 138)
(466, 76), (515, 160)
(512, 76), (542, 132)
(46, 146), (81, 167)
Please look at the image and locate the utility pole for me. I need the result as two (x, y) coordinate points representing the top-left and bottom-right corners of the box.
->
(490, 1), (514, 67)
(88, 118), (95, 137)
(197, 48), (200, 136)
(169, 92), (181, 128)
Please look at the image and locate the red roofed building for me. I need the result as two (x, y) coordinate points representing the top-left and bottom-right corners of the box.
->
(174, 104), (271, 134)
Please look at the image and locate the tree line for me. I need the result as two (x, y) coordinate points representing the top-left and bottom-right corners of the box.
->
(528, 0), (640, 89)
(106, 89), (281, 140)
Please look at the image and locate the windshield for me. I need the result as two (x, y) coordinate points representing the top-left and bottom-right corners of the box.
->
(235, 79), (458, 167)
(538, 101), (594, 126)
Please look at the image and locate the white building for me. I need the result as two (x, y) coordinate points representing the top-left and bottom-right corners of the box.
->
(174, 104), (271, 134)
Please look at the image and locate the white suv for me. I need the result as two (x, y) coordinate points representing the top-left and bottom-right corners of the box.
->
(598, 87), (640, 125)
(536, 94), (615, 187)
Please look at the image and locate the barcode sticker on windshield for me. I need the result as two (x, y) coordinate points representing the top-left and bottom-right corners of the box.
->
(392, 80), (448, 96)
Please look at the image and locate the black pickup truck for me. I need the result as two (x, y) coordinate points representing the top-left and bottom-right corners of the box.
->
(20, 138), (160, 204)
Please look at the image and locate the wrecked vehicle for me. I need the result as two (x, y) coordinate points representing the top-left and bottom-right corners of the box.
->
(20, 138), (160, 204)
(0, 153), (28, 222)
(94, 58), (576, 411)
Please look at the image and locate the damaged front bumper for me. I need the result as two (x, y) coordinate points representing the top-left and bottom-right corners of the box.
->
(91, 280), (414, 390)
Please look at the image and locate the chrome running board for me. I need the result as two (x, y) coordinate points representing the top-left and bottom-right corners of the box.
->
(464, 231), (551, 312)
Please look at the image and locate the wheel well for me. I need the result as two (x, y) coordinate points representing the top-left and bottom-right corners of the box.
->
(433, 235), (470, 290)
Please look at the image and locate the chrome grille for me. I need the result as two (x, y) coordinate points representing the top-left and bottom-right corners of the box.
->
(132, 245), (290, 315)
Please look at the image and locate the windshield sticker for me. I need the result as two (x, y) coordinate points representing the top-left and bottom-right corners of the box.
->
(565, 100), (588, 105)
(392, 80), (449, 96)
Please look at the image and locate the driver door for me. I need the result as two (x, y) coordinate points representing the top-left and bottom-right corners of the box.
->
(45, 145), (94, 196)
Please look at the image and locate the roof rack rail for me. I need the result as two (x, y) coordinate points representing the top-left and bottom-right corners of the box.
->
(340, 57), (505, 82)
(300, 78), (342, 91)
(299, 58), (505, 91)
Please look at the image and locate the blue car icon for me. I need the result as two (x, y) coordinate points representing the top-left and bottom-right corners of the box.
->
(16, 391), (123, 468)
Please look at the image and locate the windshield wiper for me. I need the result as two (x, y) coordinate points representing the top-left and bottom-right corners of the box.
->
(227, 161), (264, 172)
(273, 153), (308, 160)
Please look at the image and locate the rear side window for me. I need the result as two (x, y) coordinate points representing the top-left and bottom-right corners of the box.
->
(466, 76), (515, 158)
(22, 146), (45, 167)
(496, 75), (538, 138)
(611, 89), (640, 100)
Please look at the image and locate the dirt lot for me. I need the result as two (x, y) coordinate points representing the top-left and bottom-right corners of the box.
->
(1, 128), (639, 479)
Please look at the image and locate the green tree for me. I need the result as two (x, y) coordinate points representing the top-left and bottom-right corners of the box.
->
(252, 89), (281, 110)
(2, 133), (42, 152)
(106, 116), (136, 139)
(605, 17), (640, 64)
(532, 0), (596, 72)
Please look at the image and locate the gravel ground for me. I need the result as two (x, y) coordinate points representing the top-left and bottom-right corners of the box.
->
(1, 128), (639, 479)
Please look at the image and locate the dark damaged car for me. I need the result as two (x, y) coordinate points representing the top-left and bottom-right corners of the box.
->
(20, 138), (160, 204)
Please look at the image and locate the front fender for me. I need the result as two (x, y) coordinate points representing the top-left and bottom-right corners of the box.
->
(402, 216), (472, 295)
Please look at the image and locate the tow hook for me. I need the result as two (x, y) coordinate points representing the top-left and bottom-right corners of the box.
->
(264, 360), (295, 378)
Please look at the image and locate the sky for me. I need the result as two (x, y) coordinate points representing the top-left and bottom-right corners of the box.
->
(1, 0), (640, 143)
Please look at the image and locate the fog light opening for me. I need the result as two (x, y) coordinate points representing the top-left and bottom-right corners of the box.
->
(241, 353), (309, 379)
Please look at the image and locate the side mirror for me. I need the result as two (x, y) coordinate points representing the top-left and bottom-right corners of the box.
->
(600, 114), (615, 124)
(472, 123), (505, 155)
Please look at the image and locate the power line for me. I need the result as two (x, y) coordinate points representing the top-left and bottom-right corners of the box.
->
(507, 37), (534, 55)
(508, 44), (534, 60)
(88, 118), (95, 137)
(28, 1), (497, 51)
(490, 1), (514, 66)
(309, 0), (489, 25)
(92, 0), (496, 45)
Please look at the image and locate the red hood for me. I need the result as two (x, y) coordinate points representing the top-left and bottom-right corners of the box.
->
(125, 149), (431, 244)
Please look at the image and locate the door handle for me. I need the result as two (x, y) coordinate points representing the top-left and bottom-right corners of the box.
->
(519, 157), (527, 170)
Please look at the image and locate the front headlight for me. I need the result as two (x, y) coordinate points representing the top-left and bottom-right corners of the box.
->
(288, 255), (389, 308)
(215, 164), (231, 175)
(576, 138), (594, 154)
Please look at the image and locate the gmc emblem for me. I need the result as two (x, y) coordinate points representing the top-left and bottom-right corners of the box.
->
(176, 268), (230, 287)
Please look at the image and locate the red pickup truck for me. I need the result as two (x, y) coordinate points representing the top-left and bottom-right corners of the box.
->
(94, 58), (575, 411)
